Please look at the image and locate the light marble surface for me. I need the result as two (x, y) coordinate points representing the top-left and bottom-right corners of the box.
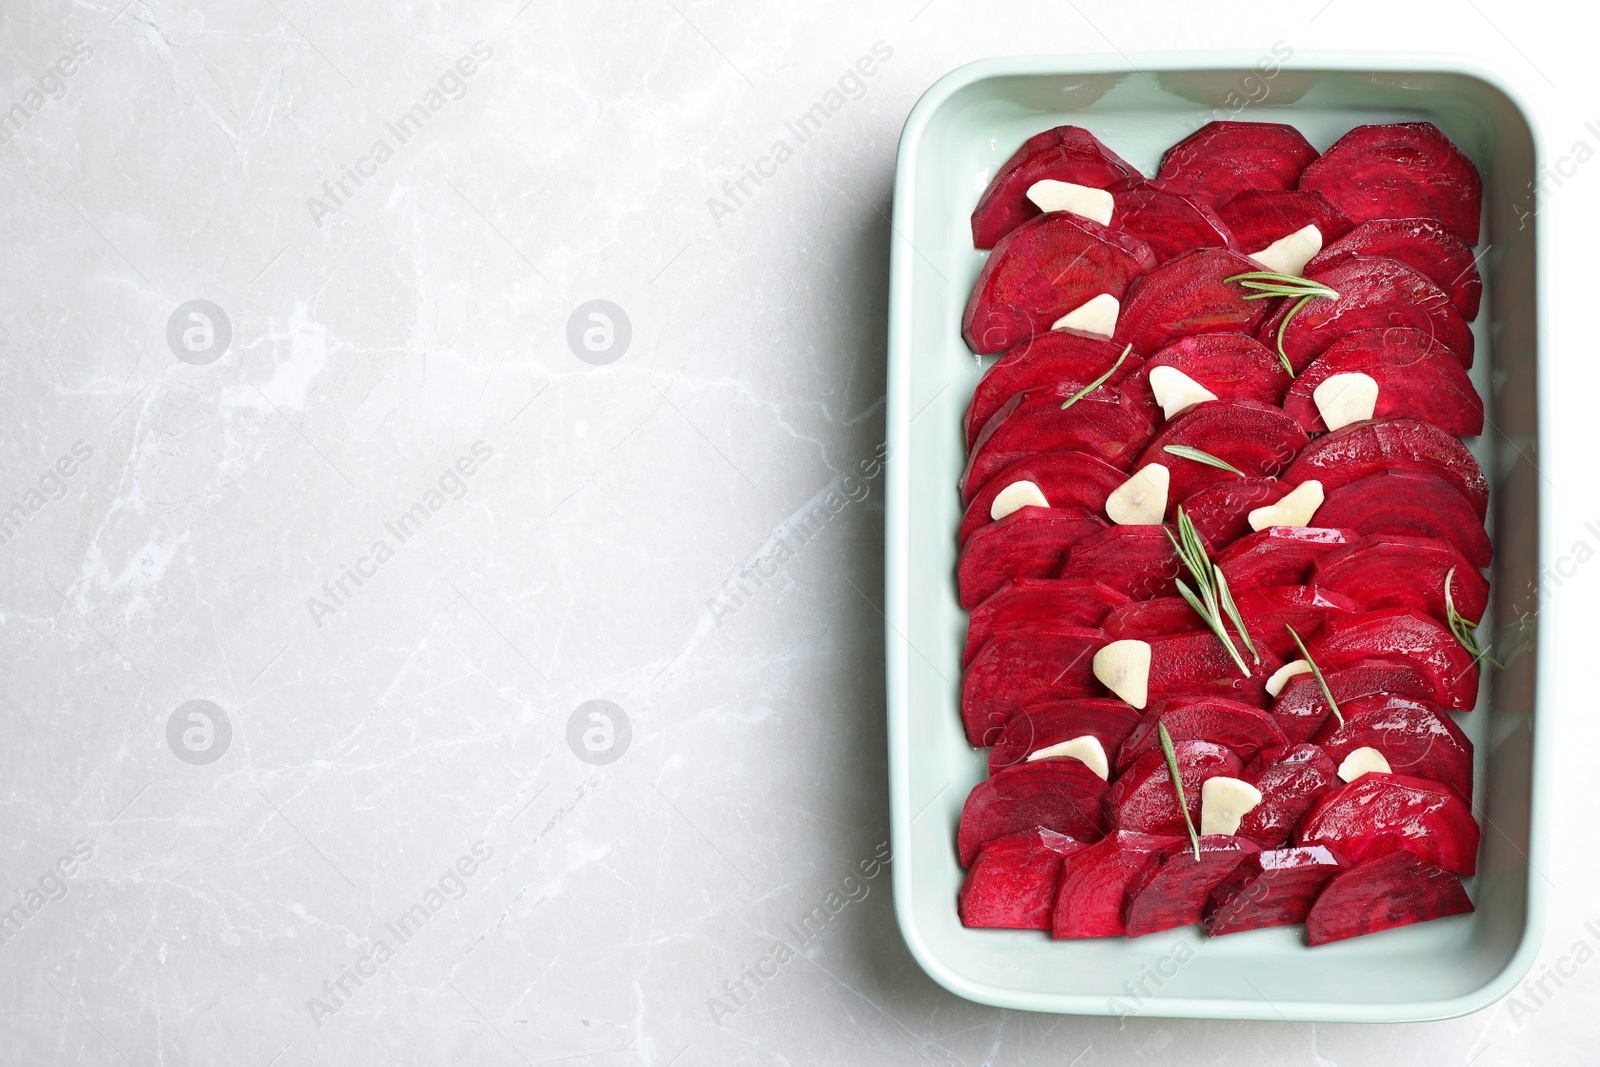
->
(0, 1), (1595, 1064)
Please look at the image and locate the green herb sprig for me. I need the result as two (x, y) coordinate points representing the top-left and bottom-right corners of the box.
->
(1166, 507), (1259, 677)
(1163, 444), (1247, 477)
(1285, 624), (1342, 727)
(1444, 566), (1503, 669)
(1224, 271), (1340, 376)
(1060, 343), (1132, 411)
(1158, 722), (1201, 861)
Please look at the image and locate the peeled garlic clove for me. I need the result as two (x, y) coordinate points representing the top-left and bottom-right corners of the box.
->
(1313, 372), (1379, 431)
(1248, 224), (1323, 277)
(1026, 734), (1110, 780)
(1105, 463), (1168, 526)
(1148, 365), (1218, 421)
(1050, 293), (1119, 339)
(1337, 746), (1392, 783)
(990, 479), (1049, 521)
(1026, 179), (1115, 226)
(1248, 480), (1324, 531)
(1093, 639), (1151, 709)
(1265, 659), (1312, 697)
(1200, 776), (1263, 836)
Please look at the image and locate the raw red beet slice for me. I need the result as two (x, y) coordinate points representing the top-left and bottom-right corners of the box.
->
(1125, 836), (1260, 937)
(1203, 845), (1341, 935)
(957, 508), (1108, 609)
(1107, 179), (1238, 261)
(1313, 534), (1489, 627)
(1315, 471), (1492, 569)
(988, 699), (1144, 775)
(1101, 596), (1206, 643)
(1135, 399), (1309, 504)
(1270, 659), (1438, 743)
(971, 125), (1142, 249)
(1235, 744), (1340, 850)
(1122, 333), (1293, 418)
(1115, 697), (1287, 773)
(1102, 586), (1355, 660)
(1215, 527), (1357, 590)
(1114, 248), (1276, 356)
(1282, 418), (1489, 519)
(1296, 773), (1480, 875)
(959, 451), (1127, 545)
(1303, 218), (1482, 319)
(1057, 525), (1183, 600)
(965, 330), (1139, 449)
(1283, 328), (1482, 435)
(1314, 694), (1474, 801)
(1217, 189), (1354, 255)
(1052, 830), (1183, 938)
(961, 389), (1155, 503)
(1104, 740), (1242, 836)
(963, 627), (1109, 747)
(1144, 631), (1283, 708)
(1310, 608), (1480, 712)
(1157, 121), (1319, 208)
(1305, 851), (1474, 945)
(965, 579), (1131, 667)
(1298, 122), (1483, 244)
(1257, 256), (1474, 373)
(963, 212), (1157, 354)
(958, 759), (1108, 865)
(1176, 477), (1290, 550)
(959, 829), (1086, 929)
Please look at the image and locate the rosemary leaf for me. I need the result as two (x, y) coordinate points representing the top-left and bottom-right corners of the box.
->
(1285, 624), (1342, 726)
(1167, 510), (1251, 678)
(1060, 343), (1133, 411)
(1214, 569), (1260, 664)
(1158, 722), (1201, 862)
(1444, 566), (1503, 669)
(1163, 444), (1247, 477)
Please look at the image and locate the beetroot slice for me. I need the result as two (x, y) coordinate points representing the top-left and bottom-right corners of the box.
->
(971, 125), (1142, 249)
(963, 212), (1157, 354)
(1304, 218), (1482, 320)
(1298, 122), (1483, 245)
(965, 330), (1139, 449)
(1125, 836), (1260, 937)
(1122, 333), (1294, 418)
(1176, 477), (1290, 550)
(1270, 659), (1438, 743)
(1311, 607), (1479, 712)
(961, 390), (1155, 503)
(1107, 179), (1238, 261)
(1144, 630), (1283, 709)
(1282, 418), (1489, 519)
(1101, 597), (1207, 643)
(1135, 399), (1309, 504)
(1115, 697), (1287, 773)
(988, 699), (1144, 775)
(1235, 744), (1340, 849)
(963, 627), (1109, 747)
(1114, 248), (1277, 356)
(958, 759), (1108, 866)
(1312, 534), (1489, 627)
(1218, 189), (1354, 256)
(1231, 584), (1362, 660)
(1296, 772), (1480, 875)
(959, 450), (1127, 545)
(965, 578), (1131, 667)
(957, 508), (1108, 609)
(1314, 694), (1474, 801)
(1315, 471), (1492, 569)
(1216, 527), (1357, 590)
(959, 828), (1086, 929)
(1057, 525), (1184, 600)
(1284, 327), (1482, 435)
(1204, 845), (1341, 935)
(1305, 851), (1474, 946)
(1052, 830), (1183, 938)
(1157, 121), (1319, 208)
(1258, 255), (1474, 373)
(1104, 740), (1242, 836)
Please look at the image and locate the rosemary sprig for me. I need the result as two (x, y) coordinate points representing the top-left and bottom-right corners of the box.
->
(1167, 507), (1259, 676)
(1224, 271), (1340, 377)
(1060, 344), (1132, 411)
(1444, 566), (1503, 668)
(1158, 722), (1201, 861)
(1163, 444), (1247, 477)
(1285, 624), (1342, 727)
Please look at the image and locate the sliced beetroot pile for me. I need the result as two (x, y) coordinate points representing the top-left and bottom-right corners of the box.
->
(1217, 189), (1353, 256)
(1107, 180), (1238, 261)
(1175, 477), (1290, 549)
(961, 389), (1155, 502)
(987, 698), (1144, 775)
(1283, 418), (1489, 518)
(957, 507), (1108, 609)
(965, 578), (1131, 666)
(1283, 327), (1483, 435)
(963, 627), (1109, 746)
(1235, 744), (1340, 849)
(1296, 772), (1480, 875)
(1312, 534), (1489, 627)
(1303, 218), (1482, 320)
(1270, 659), (1438, 743)
(1304, 850), (1473, 945)
(1313, 693), (1474, 801)
(1298, 122), (1483, 244)
(1124, 835), (1260, 937)
(1204, 845), (1341, 935)
(1309, 608), (1480, 712)
(1053, 830), (1183, 938)
(958, 758), (1108, 865)
(1115, 698), (1287, 772)
(1103, 740), (1241, 836)
(1157, 121), (1319, 208)
(971, 125), (1142, 249)
(965, 330), (1139, 449)
(959, 828), (1087, 929)
(1314, 471), (1492, 568)
(1056, 525), (1184, 600)
(1216, 527), (1357, 590)
(959, 450), (1128, 545)
(1135, 399), (1309, 503)
(1114, 247), (1277, 356)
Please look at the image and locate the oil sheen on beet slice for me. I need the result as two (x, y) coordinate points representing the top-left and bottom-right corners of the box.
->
(1176, 478), (1290, 550)
(1104, 740), (1242, 836)
(1229, 584), (1362, 660)
(965, 579), (1131, 667)
(1304, 850), (1474, 945)
(1282, 418), (1489, 519)
(1314, 471), (1492, 569)
(1270, 660), (1437, 743)
(961, 389), (1155, 503)
(959, 828), (1087, 929)
(1297, 772), (1480, 875)
(1056, 525), (1184, 600)
(1052, 830), (1183, 938)
(1313, 694), (1474, 801)
(958, 508), (1108, 609)
(1122, 333), (1294, 418)
(1125, 836), (1260, 937)
(988, 698), (1144, 775)
(958, 759), (1108, 865)
(963, 627), (1109, 747)
(1298, 122), (1483, 245)
(1144, 631), (1283, 708)
(1218, 188), (1354, 257)
(1204, 845), (1341, 935)
(1115, 697), (1288, 773)
(1114, 248), (1276, 356)
(1304, 218), (1482, 319)
(1106, 179), (1238, 261)
(963, 212), (1157, 354)
(1215, 527), (1357, 590)
(1157, 121), (1319, 208)
(1310, 607), (1480, 712)
(965, 329), (1139, 448)
(1284, 327), (1482, 435)
(971, 125), (1143, 249)
(1312, 534), (1489, 627)
(1134, 399), (1309, 504)
(1235, 744), (1340, 849)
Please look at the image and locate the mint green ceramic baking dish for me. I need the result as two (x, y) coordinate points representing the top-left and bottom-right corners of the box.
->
(884, 52), (1549, 1021)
